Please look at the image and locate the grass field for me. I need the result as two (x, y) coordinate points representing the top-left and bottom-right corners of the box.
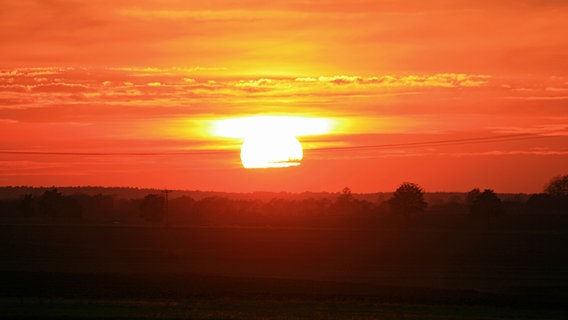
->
(1, 224), (567, 318)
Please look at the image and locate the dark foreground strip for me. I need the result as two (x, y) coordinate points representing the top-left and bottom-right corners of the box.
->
(1, 272), (566, 309)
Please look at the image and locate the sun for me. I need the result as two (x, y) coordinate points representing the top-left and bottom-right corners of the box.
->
(211, 116), (334, 168)
(241, 134), (303, 168)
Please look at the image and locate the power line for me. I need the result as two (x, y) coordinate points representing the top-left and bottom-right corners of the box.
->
(0, 133), (562, 157)
(309, 133), (554, 152)
(0, 150), (234, 156)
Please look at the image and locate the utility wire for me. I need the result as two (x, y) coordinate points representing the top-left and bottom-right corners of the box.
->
(0, 133), (562, 156)
(309, 133), (553, 152)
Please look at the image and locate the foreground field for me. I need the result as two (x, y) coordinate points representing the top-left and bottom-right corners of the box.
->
(1, 223), (567, 318)
(2, 296), (565, 319)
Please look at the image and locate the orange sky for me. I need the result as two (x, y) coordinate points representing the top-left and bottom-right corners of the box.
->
(1, 0), (567, 193)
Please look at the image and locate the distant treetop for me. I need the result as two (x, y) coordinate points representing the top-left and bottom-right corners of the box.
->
(545, 174), (568, 198)
(389, 182), (427, 217)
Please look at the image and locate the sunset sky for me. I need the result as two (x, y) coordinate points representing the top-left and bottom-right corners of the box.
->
(1, 0), (567, 193)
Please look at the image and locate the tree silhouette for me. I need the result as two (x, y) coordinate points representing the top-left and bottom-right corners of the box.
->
(140, 194), (165, 223)
(466, 188), (481, 209)
(544, 174), (568, 214)
(36, 188), (82, 220)
(18, 194), (35, 217)
(389, 182), (427, 226)
(526, 193), (554, 214)
(545, 175), (568, 199)
(39, 188), (65, 219)
(335, 187), (353, 207)
(470, 189), (503, 228)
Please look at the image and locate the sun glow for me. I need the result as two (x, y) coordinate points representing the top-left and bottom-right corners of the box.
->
(212, 116), (334, 168)
(212, 116), (334, 138)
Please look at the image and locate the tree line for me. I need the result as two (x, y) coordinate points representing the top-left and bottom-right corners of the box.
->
(1, 175), (567, 228)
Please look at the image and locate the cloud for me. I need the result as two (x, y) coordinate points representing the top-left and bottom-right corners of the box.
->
(30, 83), (94, 93)
(449, 150), (568, 157)
(114, 67), (228, 76)
(0, 84), (28, 93)
(492, 125), (568, 136)
(234, 78), (274, 87)
(0, 119), (19, 124)
(1, 67), (564, 122)
(296, 73), (490, 87)
(505, 96), (568, 101)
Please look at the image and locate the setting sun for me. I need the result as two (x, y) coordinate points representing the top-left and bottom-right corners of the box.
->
(212, 116), (334, 168)
(241, 134), (303, 168)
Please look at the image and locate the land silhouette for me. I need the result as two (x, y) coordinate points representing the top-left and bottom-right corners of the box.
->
(0, 175), (567, 319)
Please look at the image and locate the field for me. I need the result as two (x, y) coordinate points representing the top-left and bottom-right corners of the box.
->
(1, 223), (567, 319)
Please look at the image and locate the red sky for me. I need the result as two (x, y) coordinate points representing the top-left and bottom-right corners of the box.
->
(1, 0), (567, 193)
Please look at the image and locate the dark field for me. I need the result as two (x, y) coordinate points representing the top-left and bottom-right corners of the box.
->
(1, 223), (567, 319)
